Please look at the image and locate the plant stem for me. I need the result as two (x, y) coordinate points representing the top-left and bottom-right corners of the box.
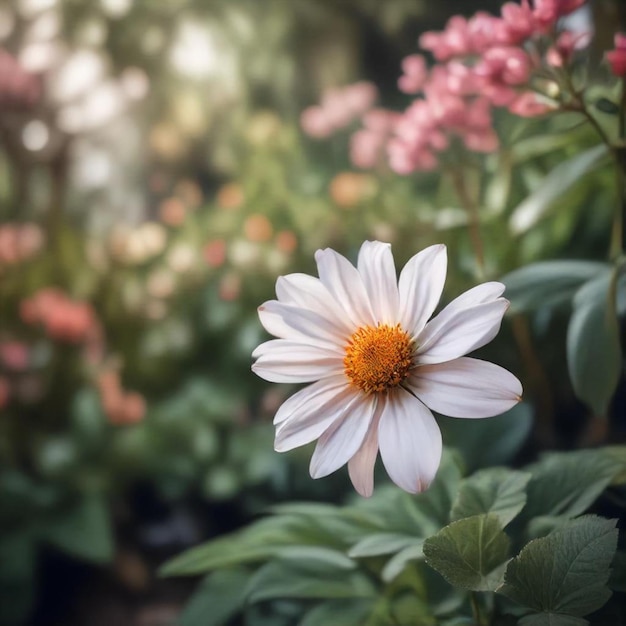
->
(612, 153), (626, 258)
(471, 591), (486, 626)
(449, 166), (486, 280)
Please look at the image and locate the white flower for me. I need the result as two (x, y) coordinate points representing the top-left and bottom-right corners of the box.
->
(252, 241), (522, 496)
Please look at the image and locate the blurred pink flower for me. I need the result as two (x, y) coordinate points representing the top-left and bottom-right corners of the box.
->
(0, 341), (29, 372)
(21, 289), (97, 344)
(0, 48), (41, 110)
(533, 0), (587, 30)
(398, 55), (428, 94)
(508, 92), (554, 116)
(546, 30), (591, 66)
(301, 82), (378, 138)
(499, 1), (536, 43)
(203, 239), (227, 268)
(300, 106), (333, 139)
(606, 33), (626, 77)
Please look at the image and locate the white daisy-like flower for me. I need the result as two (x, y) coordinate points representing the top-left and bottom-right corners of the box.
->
(252, 241), (522, 496)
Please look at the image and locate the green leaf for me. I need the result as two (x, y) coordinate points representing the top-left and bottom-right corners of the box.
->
(275, 546), (355, 569)
(348, 533), (419, 558)
(502, 261), (609, 313)
(180, 568), (251, 626)
(299, 599), (375, 626)
(594, 98), (620, 115)
(498, 515), (618, 617)
(522, 449), (623, 521)
(41, 494), (113, 563)
(451, 468), (531, 528)
(509, 144), (610, 234)
(0, 533), (37, 625)
(381, 541), (425, 582)
(567, 272), (622, 417)
(423, 514), (511, 591)
(244, 560), (376, 604)
(519, 614), (588, 626)
(161, 539), (277, 577)
(160, 514), (318, 576)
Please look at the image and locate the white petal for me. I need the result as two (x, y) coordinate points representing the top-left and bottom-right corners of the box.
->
(275, 380), (359, 452)
(315, 248), (376, 328)
(416, 297), (509, 365)
(252, 339), (343, 383)
(378, 388), (442, 494)
(407, 357), (522, 418)
(309, 393), (376, 478)
(357, 241), (399, 325)
(272, 374), (349, 426)
(443, 281), (505, 307)
(348, 399), (383, 497)
(258, 300), (346, 348)
(398, 244), (447, 337)
(275, 273), (353, 335)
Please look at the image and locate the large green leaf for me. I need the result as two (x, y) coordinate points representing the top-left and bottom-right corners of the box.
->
(522, 449), (623, 522)
(519, 614), (588, 626)
(509, 144), (610, 234)
(502, 261), (609, 313)
(451, 468), (531, 528)
(244, 560), (376, 604)
(161, 515), (320, 576)
(423, 514), (511, 592)
(566, 272), (622, 417)
(498, 515), (618, 617)
(40, 494), (113, 563)
(180, 568), (251, 626)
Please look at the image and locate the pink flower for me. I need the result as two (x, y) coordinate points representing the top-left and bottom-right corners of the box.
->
(0, 342), (29, 372)
(300, 106), (333, 139)
(342, 81), (378, 115)
(420, 16), (472, 61)
(508, 91), (554, 117)
(546, 30), (590, 66)
(606, 33), (626, 77)
(301, 82), (378, 138)
(500, 1), (536, 43)
(0, 48), (41, 110)
(463, 128), (499, 152)
(398, 55), (428, 94)
(350, 129), (384, 169)
(467, 11), (507, 52)
(533, 0), (587, 31)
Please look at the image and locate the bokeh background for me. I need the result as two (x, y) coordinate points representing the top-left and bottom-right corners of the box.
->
(1, 1), (625, 625)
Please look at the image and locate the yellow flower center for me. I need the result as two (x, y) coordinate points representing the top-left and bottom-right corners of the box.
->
(344, 324), (415, 394)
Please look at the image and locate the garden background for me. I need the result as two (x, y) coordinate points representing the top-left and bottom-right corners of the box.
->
(1, 0), (626, 625)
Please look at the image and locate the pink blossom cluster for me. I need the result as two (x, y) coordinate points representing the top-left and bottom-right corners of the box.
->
(0, 223), (44, 268)
(350, 109), (401, 169)
(20, 289), (98, 344)
(97, 370), (146, 426)
(0, 48), (41, 109)
(606, 34), (626, 77)
(300, 81), (378, 139)
(385, 0), (587, 174)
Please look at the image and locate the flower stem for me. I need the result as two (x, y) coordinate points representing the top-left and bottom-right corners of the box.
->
(471, 592), (486, 626)
(449, 166), (486, 279)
